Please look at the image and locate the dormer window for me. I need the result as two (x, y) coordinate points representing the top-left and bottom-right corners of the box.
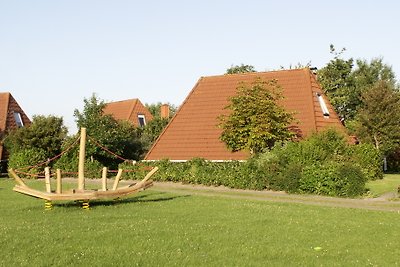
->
(138, 114), (146, 127)
(13, 112), (24, 127)
(316, 93), (330, 117)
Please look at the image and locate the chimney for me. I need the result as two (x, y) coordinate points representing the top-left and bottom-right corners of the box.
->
(160, 104), (170, 119)
(310, 67), (318, 79)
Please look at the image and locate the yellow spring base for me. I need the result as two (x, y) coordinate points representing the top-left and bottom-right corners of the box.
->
(44, 200), (53, 210)
(82, 201), (90, 210)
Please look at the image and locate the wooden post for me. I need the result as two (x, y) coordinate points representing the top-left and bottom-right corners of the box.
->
(102, 167), (108, 191)
(45, 167), (51, 193)
(78, 127), (86, 191)
(8, 168), (27, 187)
(112, 169), (123, 190)
(56, 169), (62, 194)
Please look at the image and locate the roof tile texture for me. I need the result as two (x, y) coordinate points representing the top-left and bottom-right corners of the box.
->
(0, 92), (31, 160)
(103, 99), (153, 127)
(146, 69), (344, 161)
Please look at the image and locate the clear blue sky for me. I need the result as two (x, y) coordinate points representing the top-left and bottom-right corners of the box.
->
(1, 0), (399, 134)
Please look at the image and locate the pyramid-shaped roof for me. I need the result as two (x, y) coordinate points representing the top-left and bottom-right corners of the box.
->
(0, 92), (31, 161)
(145, 69), (345, 161)
(103, 98), (153, 127)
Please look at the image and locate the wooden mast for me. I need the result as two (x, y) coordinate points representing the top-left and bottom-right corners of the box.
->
(78, 127), (86, 191)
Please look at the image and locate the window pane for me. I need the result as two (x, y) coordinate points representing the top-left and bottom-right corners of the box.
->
(137, 115), (146, 127)
(13, 112), (24, 127)
(316, 93), (330, 117)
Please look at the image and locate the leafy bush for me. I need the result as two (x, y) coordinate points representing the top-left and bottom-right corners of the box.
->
(268, 163), (302, 193)
(347, 143), (383, 180)
(299, 162), (366, 197)
(8, 148), (48, 178)
(257, 129), (377, 196)
(336, 163), (367, 197)
(54, 153), (104, 178)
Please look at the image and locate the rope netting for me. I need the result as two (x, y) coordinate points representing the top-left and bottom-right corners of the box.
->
(87, 135), (129, 162)
(86, 135), (153, 173)
(16, 136), (81, 171)
(14, 136), (81, 178)
(13, 133), (152, 178)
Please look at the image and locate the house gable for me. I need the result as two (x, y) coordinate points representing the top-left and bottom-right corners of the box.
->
(103, 98), (154, 127)
(0, 92), (31, 161)
(145, 69), (345, 161)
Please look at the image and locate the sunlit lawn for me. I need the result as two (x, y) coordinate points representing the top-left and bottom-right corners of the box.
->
(1, 178), (399, 266)
(366, 173), (400, 197)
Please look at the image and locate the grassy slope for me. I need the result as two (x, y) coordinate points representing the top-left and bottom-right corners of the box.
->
(366, 174), (400, 196)
(1, 179), (399, 266)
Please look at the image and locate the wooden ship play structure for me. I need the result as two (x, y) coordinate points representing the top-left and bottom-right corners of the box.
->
(9, 128), (158, 209)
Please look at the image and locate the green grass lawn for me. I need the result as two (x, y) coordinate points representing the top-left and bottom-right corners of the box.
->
(1, 178), (400, 266)
(366, 173), (400, 197)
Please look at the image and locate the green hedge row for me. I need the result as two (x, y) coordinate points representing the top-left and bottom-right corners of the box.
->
(120, 158), (267, 191)
(119, 129), (383, 197)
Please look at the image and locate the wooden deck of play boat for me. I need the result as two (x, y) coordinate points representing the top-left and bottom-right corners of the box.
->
(8, 127), (159, 204)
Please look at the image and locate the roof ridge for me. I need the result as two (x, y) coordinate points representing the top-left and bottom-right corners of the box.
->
(127, 99), (138, 120)
(304, 69), (318, 131)
(202, 68), (308, 80)
(107, 98), (139, 104)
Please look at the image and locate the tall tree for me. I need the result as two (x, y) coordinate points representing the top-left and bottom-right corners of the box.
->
(140, 102), (177, 149)
(317, 45), (355, 120)
(318, 45), (398, 122)
(353, 58), (397, 89)
(219, 78), (295, 154)
(354, 81), (400, 156)
(226, 64), (256, 74)
(73, 94), (144, 166)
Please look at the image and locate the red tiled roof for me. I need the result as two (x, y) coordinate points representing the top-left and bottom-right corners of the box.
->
(145, 69), (345, 161)
(103, 98), (153, 127)
(0, 92), (31, 161)
(0, 93), (10, 133)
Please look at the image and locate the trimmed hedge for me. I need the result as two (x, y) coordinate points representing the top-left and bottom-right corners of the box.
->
(118, 130), (381, 197)
(299, 162), (366, 197)
(119, 158), (267, 191)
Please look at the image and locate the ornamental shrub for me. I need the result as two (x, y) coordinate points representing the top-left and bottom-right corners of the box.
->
(335, 163), (367, 197)
(347, 143), (383, 180)
(267, 163), (302, 193)
(256, 129), (373, 196)
(8, 148), (48, 178)
(299, 162), (366, 197)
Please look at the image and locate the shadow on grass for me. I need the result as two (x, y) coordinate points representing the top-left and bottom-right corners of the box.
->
(53, 191), (191, 208)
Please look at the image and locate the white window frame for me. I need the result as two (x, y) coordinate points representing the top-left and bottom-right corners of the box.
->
(13, 112), (24, 127)
(137, 114), (146, 127)
(316, 93), (330, 117)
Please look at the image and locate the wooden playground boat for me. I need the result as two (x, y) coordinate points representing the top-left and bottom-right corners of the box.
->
(9, 128), (158, 208)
